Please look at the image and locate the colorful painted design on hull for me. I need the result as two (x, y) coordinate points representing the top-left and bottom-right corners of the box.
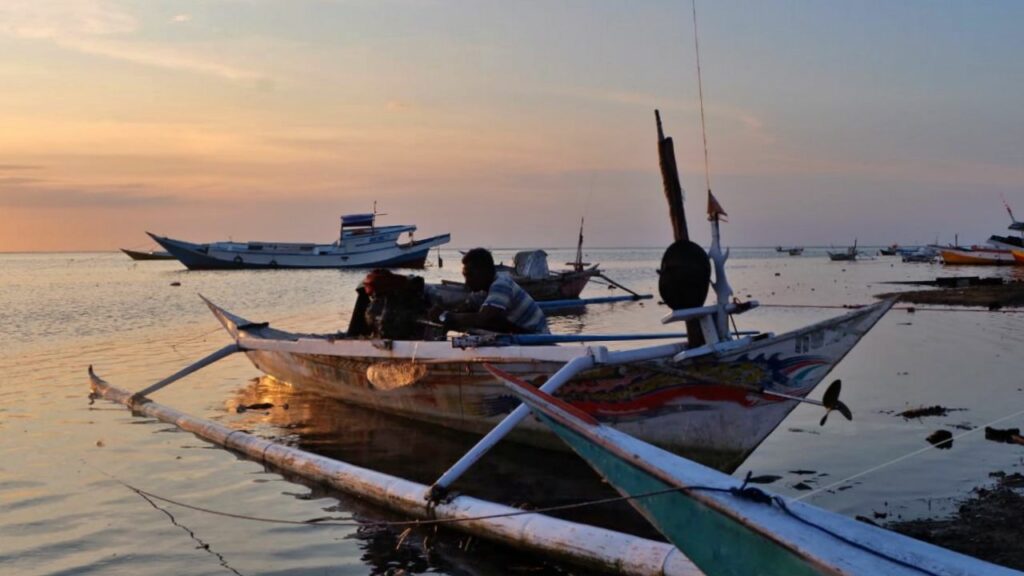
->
(209, 298), (892, 472)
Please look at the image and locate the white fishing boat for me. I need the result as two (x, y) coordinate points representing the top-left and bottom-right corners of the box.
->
(199, 292), (891, 472)
(149, 212), (450, 270)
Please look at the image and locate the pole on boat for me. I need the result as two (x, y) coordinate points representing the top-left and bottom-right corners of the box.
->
(428, 342), (687, 500)
(595, 273), (645, 299)
(655, 110), (710, 347)
(428, 354), (596, 500)
(115, 343), (242, 403)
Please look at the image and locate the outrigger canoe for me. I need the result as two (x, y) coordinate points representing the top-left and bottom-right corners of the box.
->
(202, 294), (893, 472)
(493, 365), (1019, 576)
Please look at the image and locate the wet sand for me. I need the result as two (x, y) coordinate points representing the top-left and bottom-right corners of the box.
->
(889, 472), (1024, 571)
(878, 281), (1024, 308)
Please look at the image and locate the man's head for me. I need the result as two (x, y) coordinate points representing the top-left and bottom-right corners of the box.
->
(462, 248), (496, 291)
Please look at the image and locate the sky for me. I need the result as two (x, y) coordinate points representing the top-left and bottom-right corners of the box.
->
(1, 0), (1023, 252)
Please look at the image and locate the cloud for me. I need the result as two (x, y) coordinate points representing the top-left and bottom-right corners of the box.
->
(386, 100), (413, 111)
(0, 185), (178, 208)
(0, 164), (43, 171)
(171, 14), (191, 24)
(0, 176), (45, 186)
(0, 1), (263, 82)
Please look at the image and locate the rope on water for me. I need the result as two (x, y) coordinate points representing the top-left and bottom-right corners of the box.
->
(791, 404), (1024, 503)
(760, 302), (1024, 314)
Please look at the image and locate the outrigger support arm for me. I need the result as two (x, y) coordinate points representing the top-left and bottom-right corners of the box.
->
(128, 343), (242, 401)
(428, 342), (687, 501)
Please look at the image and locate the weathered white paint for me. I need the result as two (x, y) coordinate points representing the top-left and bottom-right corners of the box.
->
(88, 369), (703, 576)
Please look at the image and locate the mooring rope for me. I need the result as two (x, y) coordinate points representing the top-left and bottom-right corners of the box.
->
(790, 404), (1024, 503)
(94, 461), (945, 574)
(759, 302), (1024, 314)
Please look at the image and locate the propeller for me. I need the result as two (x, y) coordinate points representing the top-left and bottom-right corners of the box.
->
(819, 379), (852, 426)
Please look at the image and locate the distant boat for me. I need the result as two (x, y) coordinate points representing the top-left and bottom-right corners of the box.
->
(987, 198), (1024, 250)
(901, 246), (938, 263)
(120, 248), (174, 261)
(149, 213), (450, 270)
(827, 239), (859, 261)
(939, 246), (1016, 265)
(775, 246), (803, 256)
(879, 243), (900, 256)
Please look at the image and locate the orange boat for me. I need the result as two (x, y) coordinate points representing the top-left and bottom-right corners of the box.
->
(940, 246), (1017, 265)
(1012, 249), (1024, 263)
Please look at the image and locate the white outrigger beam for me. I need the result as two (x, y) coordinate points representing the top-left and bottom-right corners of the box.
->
(88, 369), (702, 576)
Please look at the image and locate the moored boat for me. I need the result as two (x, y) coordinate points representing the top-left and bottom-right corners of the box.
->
(939, 246), (1016, 265)
(495, 367), (1020, 576)
(120, 248), (175, 261)
(202, 294), (892, 472)
(149, 212), (450, 270)
(827, 239), (859, 261)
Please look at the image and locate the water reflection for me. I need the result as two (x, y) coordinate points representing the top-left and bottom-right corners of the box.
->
(229, 376), (660, 539)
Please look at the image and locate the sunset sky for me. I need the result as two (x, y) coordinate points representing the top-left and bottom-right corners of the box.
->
(1, 1), (1023, 252)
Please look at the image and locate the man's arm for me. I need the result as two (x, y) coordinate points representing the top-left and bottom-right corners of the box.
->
(443, 305), (510, 332)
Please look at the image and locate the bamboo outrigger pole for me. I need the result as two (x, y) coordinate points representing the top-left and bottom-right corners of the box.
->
(88, 369), (701, 576)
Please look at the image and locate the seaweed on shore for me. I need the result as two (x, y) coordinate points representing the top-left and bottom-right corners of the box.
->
(876, 281), (1024, 308)
(888, 473), (1024, 570)
(898, 405), (963, 419)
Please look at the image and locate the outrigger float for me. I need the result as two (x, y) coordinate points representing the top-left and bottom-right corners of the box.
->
(88, 113), (894, 574)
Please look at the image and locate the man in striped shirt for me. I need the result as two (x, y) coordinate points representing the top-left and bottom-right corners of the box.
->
(436, 248), (549, 334)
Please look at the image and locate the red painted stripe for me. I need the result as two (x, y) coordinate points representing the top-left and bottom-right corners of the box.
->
(483, 363), (600, 425)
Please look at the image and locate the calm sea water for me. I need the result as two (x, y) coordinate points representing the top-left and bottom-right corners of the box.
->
(2, 248), (1023, 575)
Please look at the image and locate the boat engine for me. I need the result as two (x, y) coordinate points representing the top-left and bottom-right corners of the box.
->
(347, 270), (434, 340)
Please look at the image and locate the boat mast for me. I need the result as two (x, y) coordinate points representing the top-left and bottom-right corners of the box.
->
(573, 217), (585, 272)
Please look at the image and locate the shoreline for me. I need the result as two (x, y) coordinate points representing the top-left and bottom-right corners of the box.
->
(887, 472), (1024, 570)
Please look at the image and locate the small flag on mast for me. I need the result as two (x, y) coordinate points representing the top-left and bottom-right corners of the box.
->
(707, 190), (728, 222)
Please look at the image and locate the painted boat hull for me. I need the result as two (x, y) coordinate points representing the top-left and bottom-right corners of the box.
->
(150, 232), (450, 270)
(207, 298), (893, 472)
(939, 247), (1016, 265)
(510, 267), (601, 300)
(120, 248), (175, 260)
(1012, 249), (1024, 263)
(501, 369), (1018, 576)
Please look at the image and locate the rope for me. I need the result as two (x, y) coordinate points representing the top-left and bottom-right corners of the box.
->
(771, 496), (939, 576)
(791, 404), (1024, 502)
(759, 303), (1024, 314)
(691, 0), (712, 196)
(115, 480), (687, 528)
(92, 456), (949, 573)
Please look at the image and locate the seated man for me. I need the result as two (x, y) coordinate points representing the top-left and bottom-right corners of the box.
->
(435, 248), (549, 334)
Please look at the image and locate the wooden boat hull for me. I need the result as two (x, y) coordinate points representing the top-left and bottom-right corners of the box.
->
(208, 298), (893, 472)
(150, 232), (450, 270)
(120, 248), (175, 260)
(1012, 249), (1024, 263)
(501, 368), (1018, 576)
(512, 267), (601, 300)
(939, 247), (1016, 265)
